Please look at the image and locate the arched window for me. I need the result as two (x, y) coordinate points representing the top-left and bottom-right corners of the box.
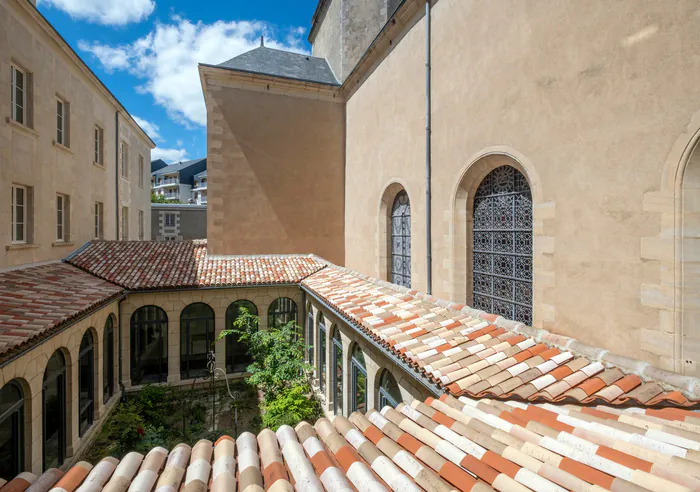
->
(306, 304), (314, 366)
(43, 350), (66, 469)
(225, 300), (258, 374)
(317, 314), (327, 394)
(78, 331), (95, 436)
(0, 381), (24, 480)
(378, 370), (401, 409)
(181, 303), (215, 379)
(268, 298), (298, 329)
(350, 345), (367, 413)
(130, 306), (168, 385)
(391, 190), (411, 287)
(472, 165), (532, 324)
(103, 317), (114, 404)
(331, 327), (343, 415)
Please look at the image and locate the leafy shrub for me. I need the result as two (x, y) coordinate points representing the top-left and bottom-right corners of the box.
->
(262, 385), (322, 431)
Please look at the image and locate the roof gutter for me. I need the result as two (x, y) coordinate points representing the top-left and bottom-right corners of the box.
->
(301, 285), (443, 397)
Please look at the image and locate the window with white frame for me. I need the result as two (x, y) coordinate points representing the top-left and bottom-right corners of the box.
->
(94, 126), (103, 165)
(138, 210), (144, 240)
(10, 65), (25, 125)
(11, 185), (27, 243)
(94, 202), (103, 239)
(164, 213), (175, 227)
(138, 155), (144, 188)
(56, 194), (67, 242)
(121, 206), (128, 240)
(120, 142), (129, 179)
(56, 97), (69, 147)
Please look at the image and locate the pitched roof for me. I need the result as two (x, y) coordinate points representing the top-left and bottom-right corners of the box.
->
(0, 263), (123, 363)
(65, 240), (326, 290)
(151, 158), (206, 176)
(194, 169), (207, 179)
(5, 394), (700, 492)
(215, 46), (339, 86)
(302, 266), (700, 407)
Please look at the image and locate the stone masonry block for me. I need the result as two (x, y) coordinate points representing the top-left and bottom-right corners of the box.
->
(601, 352), (650, 374)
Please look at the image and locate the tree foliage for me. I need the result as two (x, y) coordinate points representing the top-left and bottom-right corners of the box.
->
(151, 192), (168, 203)
(262, 385), (321, 430)
(218, 308), (313, 402)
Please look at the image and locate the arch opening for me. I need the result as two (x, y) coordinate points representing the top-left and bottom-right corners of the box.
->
(225, 300), (258, 374)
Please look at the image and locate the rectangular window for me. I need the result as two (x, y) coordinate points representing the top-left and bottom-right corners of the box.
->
(121, 206), (128, 240)
(11, 185), (26, 243)
(138, 155), (144, 188)
(120, 142), (129, 179)
(56, 194), (65, 241)
(138, 210), (144, 240)
(10, 65), (25, 124)
(165, 213), (175, 227)
(94, 126), (103, 164)
(56, 99), (65, 145)
(94, 202), (103, 239)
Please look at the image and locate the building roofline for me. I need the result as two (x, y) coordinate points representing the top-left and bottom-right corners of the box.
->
(16, 0), (156, 148)
(199, 62), (341, 88)
(308, 0), (331, 44)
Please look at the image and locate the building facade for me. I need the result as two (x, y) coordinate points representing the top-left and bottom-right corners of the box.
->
(192, 170), (207, 205)
(200, 0), (700, 376)
(151, 158), (206, 204)
(151, 203), (206, 241)
(0, 0), (154, 269)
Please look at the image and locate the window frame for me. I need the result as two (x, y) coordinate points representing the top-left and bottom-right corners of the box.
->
(0, 381), (24, 480)
(317, 317), (327, 394)
(94, 125), (104, 165)
(350, 345), (367, 413)
(42, 351), (67, 470)
(10, 65), (25, 125)
(130, 306), (168, 385)
(138, 210), (144, 240)
(165, 213), (175, 227)
(56, 97), (65, 146)
(78, 331), (94, 437)
(120, 141), (129, 179)
(94, 202), (103, 240)
(103, 317), (114, 405)
(390, 190), (411, 288)
(121, 206), (128, 240)
(331, 327), (343, 416)
(56, 194), (65, 242)
(138, 155), (144, 188)
(225, 300), (258, 374)
(180, 303), (215, 380)
(11, 185), (27, 244)
(267, 297), (298, 330)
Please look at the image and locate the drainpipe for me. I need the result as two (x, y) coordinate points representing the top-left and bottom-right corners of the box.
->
(425, 0), (432, 294)
(115, 111), (120, 240)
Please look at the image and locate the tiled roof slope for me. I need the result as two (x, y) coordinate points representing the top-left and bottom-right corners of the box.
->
(302, 266), (700, 407)
(4, 395), (700, 492)
(0, 263), (123, 362)
(65, 240), (326, 290)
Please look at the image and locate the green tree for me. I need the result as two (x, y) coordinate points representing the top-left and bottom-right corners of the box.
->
(262, 386), (321, 430)
(151, 192), (168, 203)
(218, 308), (312, 401)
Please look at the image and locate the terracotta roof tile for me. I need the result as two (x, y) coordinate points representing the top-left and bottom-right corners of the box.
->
(65, 240), (326, 290)
(0, 263), (123, 362)
(302, 266), (700, 408)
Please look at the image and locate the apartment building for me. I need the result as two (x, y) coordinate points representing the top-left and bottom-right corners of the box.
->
(192, 169), (207, 205)
(151, 157), (206, 203)
(0, 0), (154, 269)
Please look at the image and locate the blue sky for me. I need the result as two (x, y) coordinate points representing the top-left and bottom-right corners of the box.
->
(37, 0), (319, 163)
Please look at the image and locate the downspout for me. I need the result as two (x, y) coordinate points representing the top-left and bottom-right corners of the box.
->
(115, 111), (120, 240)
(425, 0), (432, 294)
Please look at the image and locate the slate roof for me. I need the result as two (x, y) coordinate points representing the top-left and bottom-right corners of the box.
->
(65, 240), (326, 290)
(0, 263), (123, 363)
(302, 266), (700, 407)
(151, 158), (207, 176)
(214, 46), (339, 86)
(194, 170), (207, 179)
(4, 395), (700, 492)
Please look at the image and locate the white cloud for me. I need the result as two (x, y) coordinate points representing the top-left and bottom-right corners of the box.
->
(132, 116), (162, 142)
(41, 0), (154, 25)
(79, 18), (308, 127)
(152, 147), (189, 163)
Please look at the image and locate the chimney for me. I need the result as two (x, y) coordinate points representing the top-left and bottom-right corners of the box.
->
(260, 36), (265, 47)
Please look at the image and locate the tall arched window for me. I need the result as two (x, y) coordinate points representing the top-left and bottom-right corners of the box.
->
(318, 314), (327, 394)
(306, 304), (314, 366)
(391, 191), (411, 287)
(181, 303), (215, 379)
(130, 306), (168, 385)
(268, 298), (298, 329)
(43, 350), (66, 470)
(331, 327), (343, 416)
(378, 370), (401, 409)
(225, 300), (258, 374)
(78, 331), (95, 436)
(350, 345), (367, 413)
(103, 317), (114, 404)
(472, 165), (532, 324)
(0, 381), (24, 480)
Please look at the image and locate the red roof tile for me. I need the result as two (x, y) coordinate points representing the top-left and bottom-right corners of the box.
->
(65, 240), (326, 290)
(0, 263), (123, 362)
